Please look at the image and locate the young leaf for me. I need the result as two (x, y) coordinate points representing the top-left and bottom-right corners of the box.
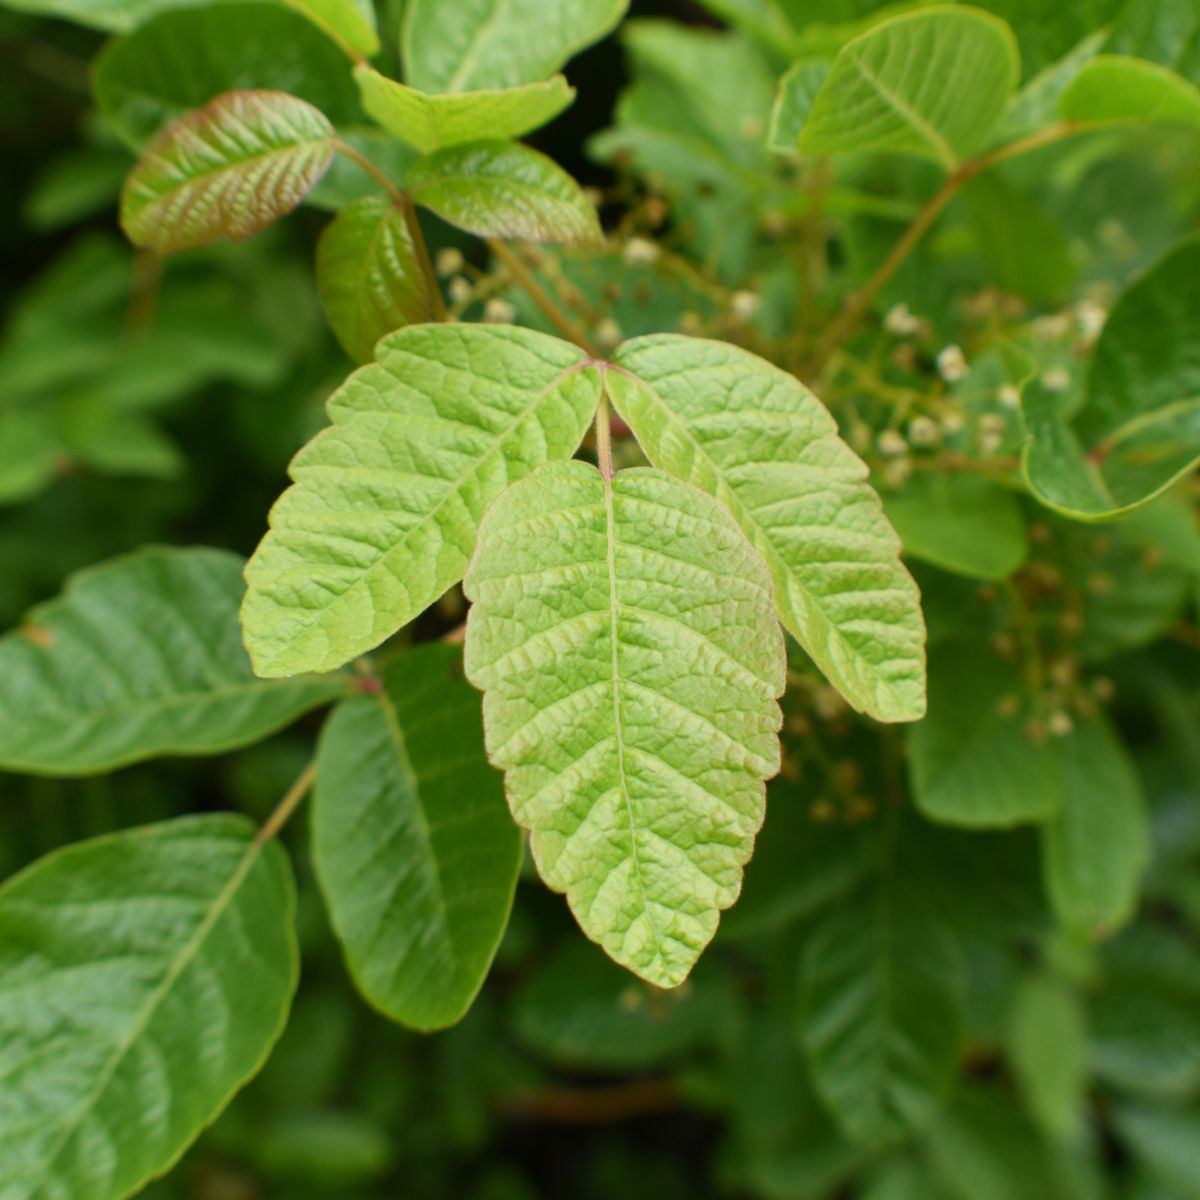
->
(120, 90), (336, 254)
(283, 0), (379, 58)
(464, 462), (785, 987)
(316, 196), (432, 363)
(403, 0), (628, 92)
(0, 547), (344, 775)
(1041, 716), (1149, 936)
(798, 879), (966, 1145)
(1023, 237), (1200, 520)
(94, 4), (364, 149)
(407, 140), (602, 245)
(0, 815), (297, 1200)
(794, 6), (1020, 168)
(768, 59), (830, 155)
(908, 641), (1061, 827)
(313, 644), (520, 1031)
(608, 335), (925, 723)
(242, 325), (602, 678)
(1060, 55), (1200, 130)
(355, 65), (575, 155)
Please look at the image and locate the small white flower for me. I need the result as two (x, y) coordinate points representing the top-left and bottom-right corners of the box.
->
(1041, 366), (1072, 393)
(447, 276), (473, 305)
(1032, 313), (1071, 341)
(937, 344), (969, 383)
(941, 411), (966, 435)
(877, 429), (908, 457)
(483, 298), (516, 324)
(907, 416), (939, 446)
(884, 303), (921, 336)
(730, 291), (760, 323)
(435, 247), (463, 277)
(998, 384), (1021, 410)
(594, 317), (622, 350)
(622, 237), (660, 266)
(1075, 299), (1107, 338)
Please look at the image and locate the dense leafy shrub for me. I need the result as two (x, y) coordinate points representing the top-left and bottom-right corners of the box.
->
(1, 0), (1199, 1196)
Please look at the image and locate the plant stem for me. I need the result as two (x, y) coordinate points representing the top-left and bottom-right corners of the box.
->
(486, 239), (599, 356)
(804, 121), (1090, 375)
(594, 389), (614, 480)
(256, 759), (318, 845)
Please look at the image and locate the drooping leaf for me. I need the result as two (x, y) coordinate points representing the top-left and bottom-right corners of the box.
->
(908, 641), (1061, 827)
(798, 876), (966, 1145)
(283, 0), (379, 57)
(1023, 238), (1200, 520)
(608, 335), (925, 723)
(242, 325), (602, 678)
(354, 66), (574, 155)
(0, 814), (297, 1199)
(883, 473), (1029, 581)
(316, 195), (431, 363)
(464, 462), (786, 987)
(120, 90), (336, 254)
(93, 4), (363, 149)
(0, 547), (344, 775)
(767, 58), (830, 154)
(312, 643), (520, 1031)
(402, 0), (628, 92)
(1041, 716), (1149, 936)
(1060, 55), (1200, 129)
(794, 6), (1020, 169)
(407, 140), (602, 245)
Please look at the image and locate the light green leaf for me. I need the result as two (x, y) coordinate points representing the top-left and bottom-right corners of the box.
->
(1109, 0), (1200, 85)
(354, 65), (574, 155)
(1000, 28), (1108, 140)
(909, 641), (1061, 827)
(795, 6), (1020, 169)
(1060, 55), (1200, 129)
(798, 878), (966, 1144)
(884, 473), (1029, 581)
(1115, 1105), (1200, 1199)
(0, 408), (59, 506)
(1023, 238), (1200, 520)
(0, 547), (343, 776)
(313, 644), (520, 1031)
(402, 0), (628, 92)
(0, 814), (297, 1199)
(120, 90), (335, 254)
(768, 59), (830, 154)
(407, 140), (602, 245)
(608, 335), (925, 723)
(93, 3), (363, 150)
(463, 462), (785, 987)
(283, 0), (378, 57)
(0, 0), (211, 32)
(316, 196), (431, 363)
(1008, 973), (1088, 1141)
(693, 0), (800, 57)
(1041, 716), (1149, 936)
(242, 325), (602, 678)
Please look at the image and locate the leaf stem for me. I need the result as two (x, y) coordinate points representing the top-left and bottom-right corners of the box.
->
(804, 121), (1092, 375)
(487, 239), (599, 355)
(256, 758), (318, 845)
(594, 388), (614, 480)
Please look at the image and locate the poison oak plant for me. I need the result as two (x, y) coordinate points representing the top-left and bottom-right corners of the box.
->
(1, 0), (1199, 1196)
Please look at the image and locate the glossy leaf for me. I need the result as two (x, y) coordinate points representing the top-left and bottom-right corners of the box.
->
(120, 90), (335, 254)
(407, 140), (602, 245)
(283, 0), (378, 57)
(242, 325), (602, 677)
(609, 335), (926, 723)
(316, 196), (431, 363)
(464, 462), (785, 987)
(795, 6), (1020, 169)
(313, 644), (520, 1031)
(798, 879), (966, 1144)
(0, 547), (343, 775)
(0, 815), (297, 1199)
(355, 65), (574, 155)
(1060, 55), (1200, 129)
(1023, 238), (1200, 520)
(403, 0), (628, 92)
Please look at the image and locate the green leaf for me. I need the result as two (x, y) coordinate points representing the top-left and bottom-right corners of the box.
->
(1109, 0), (1200, 85)
(0, 547), (343, 776)
(768, 59), (830, 154)
(0, 408), (59, 506)
(283, 0), (378, 57)
(798, 877), (966, 1144)
(1008, 973), (1088, 1141)
(463, 462), (785, 987)
(909, 641), (1061, 827)
(795, 6), (1020, 169)
(313, 643), (520, 1031)
(93, 3), (363, 150)
(608, 335), (925, 723)
(316, 196), (432, 364)
(407, 140), (602, 245)
(0, 814), (297, 1199)
(0, 0), (214, 32)
(1041, 716), (1149, 936)
(354, 65), (574, 155)
(242, 325), (602, 677)
(1115, 1105), (1200, 1199)
(402, 0), (628, 92)
(1000, 28), (1108, 140)
(120, 90), (335, 254)
(884, 473), (1029, 581)
(1023, 238), (1200, 520)
(1060, 55), (1200, 129)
